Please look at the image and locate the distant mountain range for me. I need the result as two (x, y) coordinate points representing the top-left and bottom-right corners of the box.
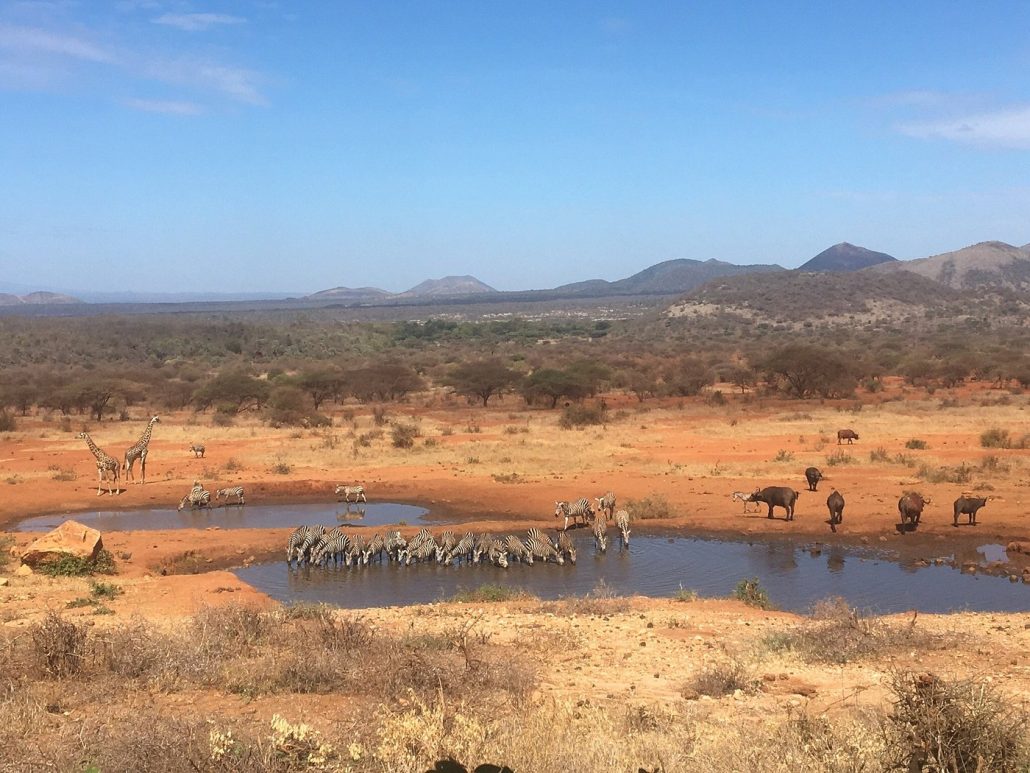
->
(868, 241), (1030, 291)
(4, 238), (1028, 311)
(798, 242), (897, 272)
(0, 291), (80, 306)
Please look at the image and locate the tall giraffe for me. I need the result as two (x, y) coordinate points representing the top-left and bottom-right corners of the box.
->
(78, 432), (120, 496)
(123, 415), (159, 484)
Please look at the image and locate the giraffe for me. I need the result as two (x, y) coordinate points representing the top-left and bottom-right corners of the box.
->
(77, 432), (120, 496)
(123, 415), (159, 485)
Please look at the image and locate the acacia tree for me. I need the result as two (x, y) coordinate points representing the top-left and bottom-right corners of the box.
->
(193, 370), (271, 413)
(521, 368), (593, 408)
(298, 366), (344, 410)
(444, 359), (521, 406)
(761, 345), (858, 399)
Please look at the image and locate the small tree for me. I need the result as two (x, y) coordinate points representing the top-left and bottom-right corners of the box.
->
(521, 368), (593, 408)
(444, 359), (521, 407)
(193, 370), (271, 413)
(298, 367), (344, 411)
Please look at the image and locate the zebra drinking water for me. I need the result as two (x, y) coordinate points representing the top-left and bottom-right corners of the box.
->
(435, 530), (456, 564)
(526, 528), (564, 564)
(178, 481), (211, 511)
(446, 532), (477, 566)
(592, 514), (608, 553)
(504, 534), (534, 565)
(555, 530), (577, 564)
(615, 509), (631, 549)
(384, 530), (407, 561)
(362, 533), (386, 565)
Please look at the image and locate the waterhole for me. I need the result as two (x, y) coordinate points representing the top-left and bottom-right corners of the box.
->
(14, 502), (431, 532)
(235, 535), (1030, 614)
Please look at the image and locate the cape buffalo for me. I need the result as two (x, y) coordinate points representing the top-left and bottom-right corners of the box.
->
(805, 466), (824, 492)
(837, 429), (859, 445)
(953, 495), (990, 527)
(750, 486), (800, 521)
(898, 492), (930, 528)
(826, 489), (845, 526)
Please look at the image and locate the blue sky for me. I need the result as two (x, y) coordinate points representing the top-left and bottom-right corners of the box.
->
(1, 1), (1029, 295)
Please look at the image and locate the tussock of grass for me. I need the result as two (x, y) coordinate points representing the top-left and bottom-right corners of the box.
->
(764, 598), (945, 665)
(36, 549), (116, 578)
(684, 658), (758, 698)
(734, 577), (771, 609)
(626, 493), (674, 520)
(450, 584), (535, 603)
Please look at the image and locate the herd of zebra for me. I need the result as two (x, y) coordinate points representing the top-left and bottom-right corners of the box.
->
(177, 481), (245, 510)
(287, 491), (631, 570)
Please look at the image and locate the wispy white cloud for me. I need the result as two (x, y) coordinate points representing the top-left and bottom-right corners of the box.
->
(899, 105), (1030, 149)
(124, 97), (202, 115)
(144, 57), (267, 105)
(0, 23), (114, 62)
(152, 13), (245, 32)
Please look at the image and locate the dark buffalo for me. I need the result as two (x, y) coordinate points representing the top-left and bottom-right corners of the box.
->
(837, 428), (859, 445)
(953, 496), (990, 527)
(898, 492), (930, 528)
(751, 486), (800, 521)
(826, 489), (845, 527)
(805, 466), (824, 492)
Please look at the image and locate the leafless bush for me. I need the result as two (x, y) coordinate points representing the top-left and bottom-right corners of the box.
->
(684, 658), (758, 698)
(30, 612), (87, 678)
(883, 671), (1030, 772)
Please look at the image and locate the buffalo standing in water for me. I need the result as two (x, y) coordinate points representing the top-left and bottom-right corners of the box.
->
(750, 486), (800, 521)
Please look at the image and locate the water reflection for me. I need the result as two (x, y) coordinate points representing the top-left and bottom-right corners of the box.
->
(236, 535), (1030, 615)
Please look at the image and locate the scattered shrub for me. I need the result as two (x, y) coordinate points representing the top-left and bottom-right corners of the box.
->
(980, 428), (1011, 448)
(773, 449), (794, 462)
(450, 584), (534, 603)
(883, 671), (1030, 772)
(824, 450), (854, 466)
(917, 462), (973, 484)
(733, 577), (770, 609)
(869, 446), (891, 462)
(0, 411), (16, 431)
(905, 438), (928, 450)
(626, 494), (674, 520)
(558, 403), (607, 429)
(271, 457), (292, 475)
(30, 612), (87, 677)
(685, 659), (757, 698)
(390, 422), (420, 448)
(37, 549), (116, 577)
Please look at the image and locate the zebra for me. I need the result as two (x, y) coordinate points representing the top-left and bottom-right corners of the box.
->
(178, 482), (211, 511)
(446, 532), (477, 566)
(334, 484), (367, 503)
(592, 514), (608, 553)
(555, 498), (594, 531)
(286, 525), (325, 565)
(312, 531), (350, 567)
(504, 534), (534, 565)
(595, 491), (616, 521)
(384, 530), (407, 561)
(526, 528), (564, 564)
(401, 528), (436, 565)
(485, 538), (509, 568)
(555, 530), (577, 564)
(345, 535), (367, 567)
(363, 533), (386, 565)
(731, 491), (760, 514)
(215, 486), (245, 506)
(309, 527), (345, 565)
(435, 530), (456, 563)
(615, 509), (631, 549)
(189, 444), (206, 458)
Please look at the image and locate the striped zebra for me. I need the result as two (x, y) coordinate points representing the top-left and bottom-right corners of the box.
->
(555, 530), (577, 564)
(485, 537), (509, 568)
(595, 491), (616, 521)
(555, 498), (594, 531)
(446, 532), (477, 566)
(215, 486), (245, 506)
(526, 528), (564, 564)
(401, 528), (436, 565)
(363, 533), (386, 565)
(615, 509), (631, 549)
(504, 534), (534, 565)
(592, 515), (608, 553)
(286, 525), (325, 565)
(345, 535), (367, 567)
(312, 531), (350, 567)
(384, 530), (407, 561)
(731, 491), (760, 514)
(334, 484), (367, 503)
(189, 443), (205, 458)
(435, 530), (457, 564)
(178, 482), (211, 511)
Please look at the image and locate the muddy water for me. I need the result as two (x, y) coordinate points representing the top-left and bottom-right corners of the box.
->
(235, 535), (1030, 614)
(14, 502), (431, 532)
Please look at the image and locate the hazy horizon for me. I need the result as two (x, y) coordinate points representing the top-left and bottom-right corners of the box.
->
(2, 2), (1029, 294)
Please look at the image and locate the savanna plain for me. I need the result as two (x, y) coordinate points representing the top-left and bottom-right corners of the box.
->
(0, 302), (1029, 772)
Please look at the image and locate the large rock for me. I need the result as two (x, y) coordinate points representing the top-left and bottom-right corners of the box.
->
(21, 520), (103, 568)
